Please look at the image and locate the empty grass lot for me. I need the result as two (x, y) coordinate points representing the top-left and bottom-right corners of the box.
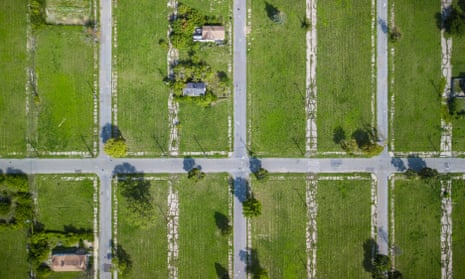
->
(177, 0), (232, 154)
(0, 0), (28, 156)
(251, 175), (307, 278)
(451, 1), (465, 152)
(0, 229), (29, 278)
(391, 178), (441, 278)
(317, 175), (372, 278)
(175, 174), (230, 278)
(33, 175), (95, 231)
(391, 0), (442, 152)
(115, 0), (169, 156)
(248, 0), (306, 156)
(116, 178), (169, 279)
(34, 26), (95, 155)
(316, 0), (374, 152)
(452, 178), (465, 276)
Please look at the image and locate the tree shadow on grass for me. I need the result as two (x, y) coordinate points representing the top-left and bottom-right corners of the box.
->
(264, 2), (279, 21)
(362, 238), (377, 273)
(215, 262), (229, 279)
(214, 211), (232, 236)
(247, 248), (268, 278)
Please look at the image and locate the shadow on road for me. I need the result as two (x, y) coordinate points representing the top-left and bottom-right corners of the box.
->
(183, 157), (196, 172)
(406, 156), (426, 172)
(232, 176), (248, 203)
(390, 158), (406, 171)
(113, 162), (138, 175)
(100, 123), (122, 143)
(249, 157), (262, 173)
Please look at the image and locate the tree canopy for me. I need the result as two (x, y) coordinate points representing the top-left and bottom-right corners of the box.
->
(104, 137), (127, 158)
(242, 197), (262, 218)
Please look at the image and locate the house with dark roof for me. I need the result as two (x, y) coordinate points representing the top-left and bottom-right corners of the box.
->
(193, 26), (225, 44)
(183, 82), (206, 97)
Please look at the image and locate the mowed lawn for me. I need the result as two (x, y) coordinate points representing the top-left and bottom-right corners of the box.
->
(317, 176), (372, 278)
(116, 178), (169, 279)
(0, 229), (29, 278)
(391, 0), (442, 152)
(451, 1), (465, 152)
(0, 0), (28, 156)
(248, 0), (306, 156)
(317, 0), (374, 152)
(391, 178), (441, 277)
(33, 175), (95, 231)
(251, 175), (307, 278)
(176, 174), (230, 278)
(35, 26), (95, 155)
(116, 0), (169, 156)
(177, 0), (232, 153)
(452, 179), (465, 276)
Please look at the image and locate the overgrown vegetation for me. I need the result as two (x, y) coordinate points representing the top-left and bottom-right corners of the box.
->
(333, 126), (383, 156)
(443, 1), (465, 36)
(0, 174), (32, 229)
(167, 3), (230, 106)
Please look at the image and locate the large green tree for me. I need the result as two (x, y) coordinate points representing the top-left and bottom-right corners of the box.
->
(242, 197), (262, 218)
(104, 137), (127, 157)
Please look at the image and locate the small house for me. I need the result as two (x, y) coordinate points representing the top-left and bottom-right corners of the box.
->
(193, 26), (225, 44)
(51, 253), (88, 272)
(183, 82), (206, 97)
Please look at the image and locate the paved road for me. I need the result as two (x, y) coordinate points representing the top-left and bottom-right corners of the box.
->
(1, 0), (463, 277)
(99, 0), (113, 277)
(232, 0), (249, 277)
(376, 0), (389, 255)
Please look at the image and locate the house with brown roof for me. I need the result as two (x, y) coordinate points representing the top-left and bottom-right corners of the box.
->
(193, 26), (225, 44)
(51, 253), (88, 272)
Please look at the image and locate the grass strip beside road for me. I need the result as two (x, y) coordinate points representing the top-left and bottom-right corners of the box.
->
(391, 178), (441, 278)
(116, 0), (169, 156)
(251, 175), (307, 278)
(316, 0), (374, 152)
(316, 176), (372, 278)
(391, 0), (442, 152)
(0, 0), (28, 156)
(248, 0), (306, 156)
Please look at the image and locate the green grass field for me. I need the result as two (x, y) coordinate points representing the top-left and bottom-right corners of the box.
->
(33, 175), (95, 231)
(116, 178), (169, 279)
(116, 174), (230, 278)
(0, 0), (28, 156)
(248, 0), (306, 156)
(115, 0), (169, 156)
(175, 174), (230, 278)
(391, 178), (441, 277)
(316, 176), (372, 278)
(34, 26), (96, 155)
(451, 1), (465, 152)
(452, 178), (465, 276)
(0, 229), (29, 278)
(316, 0), (374, 152)
(251, 175), (307, 278)
(391, 0), (442, 152)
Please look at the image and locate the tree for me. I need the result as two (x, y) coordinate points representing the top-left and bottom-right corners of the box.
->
(444, 7), (465, 36)
(104, 137), (127, 158)
(418, 167), (439, 179)
(112, 244), (132, 275)
(187, 167), (206, 181)
(242, 197), (262, 217)
(372, 254), (391, 279)
(389, 26), (402, 43)
(254, 167), (268, 181)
